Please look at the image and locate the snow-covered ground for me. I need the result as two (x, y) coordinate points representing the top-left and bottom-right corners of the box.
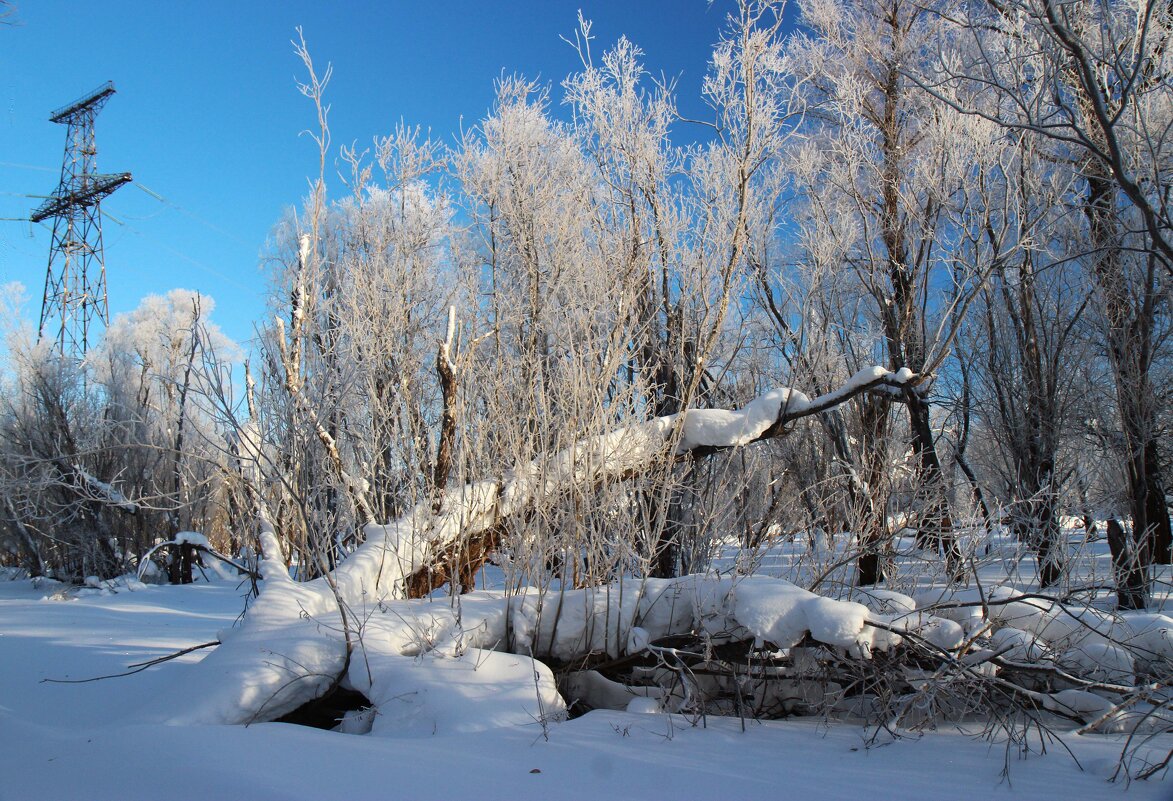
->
(0, 570), (1168, 801)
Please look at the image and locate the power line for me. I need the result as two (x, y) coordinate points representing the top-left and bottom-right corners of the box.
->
(0, 160), (56, 173)
(110, 217), (257, 294)
(133, 182), (256, 249)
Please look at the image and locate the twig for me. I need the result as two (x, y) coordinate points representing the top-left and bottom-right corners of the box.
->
(40, 640), (220, 684)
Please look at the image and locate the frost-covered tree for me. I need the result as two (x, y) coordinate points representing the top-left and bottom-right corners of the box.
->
(780, 0), (1006, 582)
(254, 157), (454, 576)
(929, 0), (1173, 606)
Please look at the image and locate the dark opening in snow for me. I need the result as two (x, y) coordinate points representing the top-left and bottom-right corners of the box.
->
(275, 686), (372, 731)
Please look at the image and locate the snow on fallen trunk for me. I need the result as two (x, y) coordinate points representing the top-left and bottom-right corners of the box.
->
(155, 571), (961, 728)
(142, 518), (347, 726)
(507, 578), (696, 662)
(151, 368), (918, 727)
(338, 365), (917, 601)
(365, 576), (961, 727)
(916, 587), (1173, 685)
(505, 575), (963, 663)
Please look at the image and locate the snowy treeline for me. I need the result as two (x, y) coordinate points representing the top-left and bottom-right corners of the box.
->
(0, 0), (1170, 748)
(0, 290), (242, 580)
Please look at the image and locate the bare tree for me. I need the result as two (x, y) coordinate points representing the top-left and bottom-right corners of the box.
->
(780, 0), (1009, 582)
(957, 129), (1094, 587)
(928, 0), (1172, 605)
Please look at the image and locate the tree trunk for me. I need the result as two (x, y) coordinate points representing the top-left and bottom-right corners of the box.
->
(855, 394), (893, 586)
(907, 393), (961, 578)
(1085, 167), (1170, 591)
(1107, 518), (1149, 611)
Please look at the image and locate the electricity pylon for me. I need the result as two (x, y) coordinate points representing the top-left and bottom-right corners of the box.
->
(31, 81), (131, 357)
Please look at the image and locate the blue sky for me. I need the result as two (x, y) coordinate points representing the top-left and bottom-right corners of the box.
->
(0, 1), (738, 348)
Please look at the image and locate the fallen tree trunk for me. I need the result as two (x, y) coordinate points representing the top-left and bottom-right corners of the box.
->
(392, 365), (921, 599)
(141, 367), (933, 726)
(143, 558), (1173, 735)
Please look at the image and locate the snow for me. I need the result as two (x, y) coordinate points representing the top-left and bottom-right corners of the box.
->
(72, 465), (139, 513)
(3, 386), (1168, 797)
(990, 627), (1046, 662)
(563, 670), (666, 711)
(502, 574), (939, 665)
(1114, 613), (1173, 673)
(892, 611), (965, 650)
(0, 576), (1169, 800)
(913, 586), (1173, 686)
(806, 595), (870, 649)
(677, 388), (810, 449)
(671, 366), (915, 452)
(728, 577), (966, 657)
(626, 625), (651, 653)
(152, 502), (1172, 780)
(173, 531), (210, 548)
(354, 648), (565, 738)
(625, 696), (661, 714)
(731, 577), (815, 648)
(510, 578), (696, 661)
(1056, 641), (1135, 686)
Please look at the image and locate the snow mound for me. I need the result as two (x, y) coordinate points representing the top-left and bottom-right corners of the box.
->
(141, 520), (346, 725)
(353, 648), (565, 738)
(151, 576), (345, 725)
(896, 613), (965, 651)
(1057, 642), (1134, 686)
(626, 697), (661, 714)
(561, 670), (665, 712)
(990, 627), (1047, 663)
(1113, 613), (1173, 674)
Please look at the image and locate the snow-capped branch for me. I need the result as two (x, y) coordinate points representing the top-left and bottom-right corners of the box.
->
(683, 365), (920, 455)
(71, 465), (139, 515)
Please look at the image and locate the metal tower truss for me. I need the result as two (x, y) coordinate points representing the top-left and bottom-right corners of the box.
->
(32, 81), (131, 357)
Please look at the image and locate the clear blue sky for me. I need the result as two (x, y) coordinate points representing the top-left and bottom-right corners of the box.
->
(0, 1), (741, 348)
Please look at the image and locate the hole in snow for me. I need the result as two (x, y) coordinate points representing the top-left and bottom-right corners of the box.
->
(274, 686), (372, 731)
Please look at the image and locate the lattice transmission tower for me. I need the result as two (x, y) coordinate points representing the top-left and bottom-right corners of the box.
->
(31, 81), (131, 358)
